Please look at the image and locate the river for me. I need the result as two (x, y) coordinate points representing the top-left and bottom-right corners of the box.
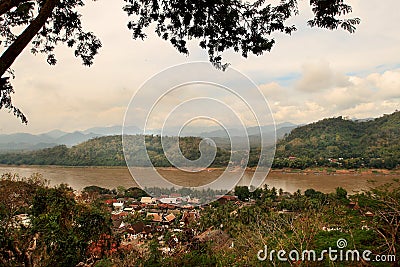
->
(0, 165), (398, 194)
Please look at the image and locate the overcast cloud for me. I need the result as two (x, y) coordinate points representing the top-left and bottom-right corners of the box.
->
(1, 0), (399, 134)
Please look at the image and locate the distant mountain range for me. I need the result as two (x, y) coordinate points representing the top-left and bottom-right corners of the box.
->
(0, 112), (398, 169)
(198, 122), (296, 138)
(0, 126), (141, 152)
(0, 123), (296, 152)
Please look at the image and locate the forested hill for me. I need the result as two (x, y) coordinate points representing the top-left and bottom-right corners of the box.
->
(1, 112), (399, 169)
(0, 136), (125, 166)
(274, 111), (400, 169)
(0, 135), (231, 167)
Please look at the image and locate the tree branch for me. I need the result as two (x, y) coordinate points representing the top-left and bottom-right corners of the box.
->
(0, 0), (59, 77)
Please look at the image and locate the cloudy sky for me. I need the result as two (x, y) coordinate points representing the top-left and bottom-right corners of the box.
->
(1, 0), (399, 134)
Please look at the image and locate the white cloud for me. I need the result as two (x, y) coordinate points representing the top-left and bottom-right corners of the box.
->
(259, 82), (285, 99)
(295, 61), (351, 92)
(1, 0), (400, 133)
(367, 70), (400, 99)
(262, 68), (400, 124)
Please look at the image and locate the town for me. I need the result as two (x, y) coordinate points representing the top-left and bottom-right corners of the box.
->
(1, 172), (399, 266)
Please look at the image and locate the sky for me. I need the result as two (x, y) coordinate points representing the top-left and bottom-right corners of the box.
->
(1, 0), (399, 134)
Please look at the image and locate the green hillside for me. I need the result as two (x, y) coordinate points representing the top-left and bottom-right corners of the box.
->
(0, 136), (123, 166)
(0, 135), (231, 167)
(1, 112), (399, 169)
(274, 111), (400, 169)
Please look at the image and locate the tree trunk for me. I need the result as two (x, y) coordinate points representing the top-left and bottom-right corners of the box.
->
(0, 0), (59, 77)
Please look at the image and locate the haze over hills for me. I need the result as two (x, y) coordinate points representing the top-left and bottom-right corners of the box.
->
(0, 125), (142, 151)
(0, 123), (296, 152)
(198, 122), (296, 138)
(0, 111), (398, 169)
(0, 135), (231, 167)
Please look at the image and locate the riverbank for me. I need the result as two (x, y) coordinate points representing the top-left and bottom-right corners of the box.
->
(1, 164), (398, 174)
(1, 165), (398, 193)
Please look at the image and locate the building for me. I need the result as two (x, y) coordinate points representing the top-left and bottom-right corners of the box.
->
(159, 197), (178, 204)
(147, 212), (162, 222)
(217, 195), (239, 205)
(112, 202), (124, 212)
(164, 213), (176, 224)
(141, 196), (155, 204)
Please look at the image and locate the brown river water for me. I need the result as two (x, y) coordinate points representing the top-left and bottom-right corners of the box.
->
(0, 165), (398, 194)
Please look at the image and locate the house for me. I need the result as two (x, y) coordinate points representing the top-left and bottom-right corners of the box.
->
(187, 197), (200, 204)
(217, 195), (238, 205)
(123, 207), (134, 212)
(280, 191), (292, 198)
(129, 222), (145, 234)
(164, 213), (176, 224)
(144, 225), (153, 236)
(365, 211), (374, 217)
(158, 203), (169, 210)
(181, 211), (199, 226)
(141, 196), (155, 204)
(125, 222), (153, 240)
(160, 197), (178, 204)
(129, 202), (142, 210)
(166, 204), (177, 209)
(347, 201), (357, 209)
(104, 199), (117, 205)
(112, 202), (124, 212)
(147, 212), (163, 222)
(328, 158), (341, 165)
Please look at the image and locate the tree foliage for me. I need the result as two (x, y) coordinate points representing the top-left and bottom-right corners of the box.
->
(274, 111), (400, 169)
(0, 112), (398, 171)
(0, 0), (101, 123)
(1, 110), (399, 170)
(191, 181), (400, 266)
(1, 0), (359, 121)
(2, 172), (399, 266)
(0, 173), (112, 266)
(123, 0), (359, 69)
(0, 134), (233, 167)
(356, 180), (400, 256)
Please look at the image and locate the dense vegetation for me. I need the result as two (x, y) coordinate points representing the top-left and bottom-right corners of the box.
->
(3, 173), (398, 266)
(0, 112), (399, 170)
(0, 173), (112, 266)
(188, 182), (400, 266)
(0, 135), (231, 167)
(274, 111), (400, 169)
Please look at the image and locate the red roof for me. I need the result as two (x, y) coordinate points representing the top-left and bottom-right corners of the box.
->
(87, 234), (118, 258)
(104, 199), (117, 205)
(220, 195), (238, 201)
(147, 213), (162, 222)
